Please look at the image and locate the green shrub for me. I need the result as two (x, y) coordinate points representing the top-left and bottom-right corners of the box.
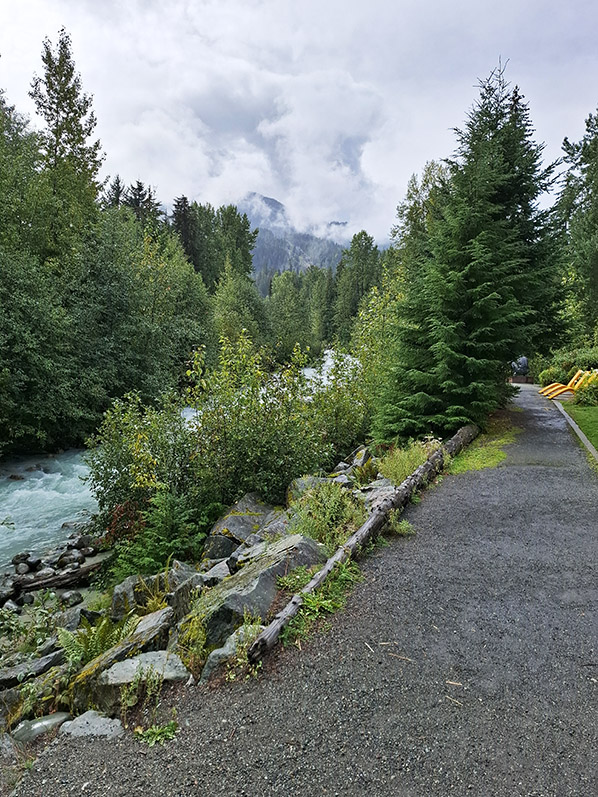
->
(310, 352), (370, 462)
(574, 382), (598, 406)
(109, 491), (210, 581)
(87, 335), (369, 564)
(57, 614), (140, 667)
(289, 481), (365, 554)
(538, 366), (567, 387)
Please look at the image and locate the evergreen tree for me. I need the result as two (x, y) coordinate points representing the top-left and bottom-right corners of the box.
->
(124, 180), (163, 227)
(559, 108), (598, 337)
(373, 67), (559, 442)
(333, 230), (381, 344)
(268, 270), (309, 360)
(103, 174), (126, 208)
(215, 205), (258, 278)
(29, 27), (103, 260)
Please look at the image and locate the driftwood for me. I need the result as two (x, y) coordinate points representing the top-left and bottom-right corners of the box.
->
(248, 423), (479, 663)
(13, 560), (104, 593)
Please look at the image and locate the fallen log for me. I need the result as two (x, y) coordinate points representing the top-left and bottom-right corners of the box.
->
(248, 423), (479, 663)
(13, 560), (104, 593)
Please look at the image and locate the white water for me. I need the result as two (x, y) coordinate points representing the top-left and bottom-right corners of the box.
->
(0, 451), (96, 570)
(0, 350), (353, 571)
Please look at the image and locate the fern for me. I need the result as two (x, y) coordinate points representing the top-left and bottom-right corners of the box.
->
(58, 614), (140, 666)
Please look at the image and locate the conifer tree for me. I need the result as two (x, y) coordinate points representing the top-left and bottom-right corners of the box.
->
(373, 67), (558, 442)
(559, 108), (598, 337)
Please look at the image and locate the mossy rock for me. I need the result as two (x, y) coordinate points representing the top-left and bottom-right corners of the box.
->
(180, 535), (326, 649)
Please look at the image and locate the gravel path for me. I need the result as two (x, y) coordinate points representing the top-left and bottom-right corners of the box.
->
(11, 386), (598, 797)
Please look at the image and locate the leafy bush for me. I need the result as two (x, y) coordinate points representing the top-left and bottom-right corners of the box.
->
(574, 382), (598, 406)
(311, 352), (370, 462)
(87, 335), (370, 578)
(538, 366), (567, 387)
(289, 481), (365, 554)
(109, 491), (209, 581)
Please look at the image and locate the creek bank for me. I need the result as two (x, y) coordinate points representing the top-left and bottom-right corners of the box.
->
(0, 439), (460, 763)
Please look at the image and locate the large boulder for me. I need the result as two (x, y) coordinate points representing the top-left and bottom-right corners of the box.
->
(95, 651), (190, 715)
(286, 476), (326, 505)
(179, 534), (326, 649)
(11, 712), (71, 743)
(71, 608), (174, 712)
(208, 493), (273, 546)
(112, 560), (200, 619)
(60, 710), (124, 738)
(0, 650), (64, 690)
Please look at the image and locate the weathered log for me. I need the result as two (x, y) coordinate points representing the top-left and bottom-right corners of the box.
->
(248, 423), (479, 663)
(12, 560), (104, 593)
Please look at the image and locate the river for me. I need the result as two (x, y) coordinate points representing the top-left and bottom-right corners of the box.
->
(0, 451), (96, 570)
(0, 350), (346, 570)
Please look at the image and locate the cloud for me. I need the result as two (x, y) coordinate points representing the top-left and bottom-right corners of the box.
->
(1, 0), (597, 242)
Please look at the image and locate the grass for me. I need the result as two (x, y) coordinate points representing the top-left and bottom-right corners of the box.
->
(378, 437), (442, 485)
(563, 405), (598, 451)
(279, 560), (363, 646)
(289, 481), (365, 554)
(449, 413), (520, 474)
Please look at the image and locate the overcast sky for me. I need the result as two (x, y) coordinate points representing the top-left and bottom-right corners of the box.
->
(1, 0), (597, 242)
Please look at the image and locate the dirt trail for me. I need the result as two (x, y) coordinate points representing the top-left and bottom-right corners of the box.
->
(11, 386), (598, 796)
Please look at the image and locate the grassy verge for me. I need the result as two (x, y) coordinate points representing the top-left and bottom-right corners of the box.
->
(449, 412), (520, 474)
(562, 405), (598, 451)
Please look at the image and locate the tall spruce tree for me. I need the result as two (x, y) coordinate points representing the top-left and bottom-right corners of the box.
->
(559, 108), (598, 337)
(373, 67), (558, 442)
(29, 27), (103, 260)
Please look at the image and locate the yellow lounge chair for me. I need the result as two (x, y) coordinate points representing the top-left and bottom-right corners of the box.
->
(539, 369), (585, 396)
(544, 369), (598, 399)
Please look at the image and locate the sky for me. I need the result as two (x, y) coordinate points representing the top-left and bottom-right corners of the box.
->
(0, 0), (597, 242)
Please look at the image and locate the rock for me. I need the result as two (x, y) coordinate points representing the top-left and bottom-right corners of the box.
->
(203, 560), (232, 586)
(198, 557), (226, 572)
(0, 689), (21, 732)
(57, 549), (85, 567)
(0, 584), (15, 605)
(8, 474), (24, 481)
(55, 606), (83, 632)
(0, 733), (18, 764)
(61, 521), (79, 531)
(180, 534), (326, 648)
(36, 636), (59, 657)
(259, 509), (293, 540)
(79, 546), (96, 557)
(358, 478), (397, 513)
(209, 493), (273, 545)
(14, 593), (34, 607)
(112, 562), (201, 620)
(111, 575), (138, 618)
(25, 554), (42, 571)
(60, 710), (124, 738)
(67, 534), (93, 550)
(329, 473), (353, 486)
(34, 567), (56, 580)
(333, 460), (350, 472)
(60, 590), (83, 608)
(11, 553), (30, 566)
(166, 573), (205, 622)
(202, 534), (239, 560)
(3, 600), (20, 614)
(72, 608), (174, 712)
(0, 650), (65, 690)
(286, 475), (327, 505)
(352, 446), (372, 468)
(200, 624), (265, 684)
(95, 651), (190, 714)
(11, 712), (71, 743)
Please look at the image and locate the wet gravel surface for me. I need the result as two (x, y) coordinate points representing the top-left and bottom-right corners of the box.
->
(11, 386), (598, 796)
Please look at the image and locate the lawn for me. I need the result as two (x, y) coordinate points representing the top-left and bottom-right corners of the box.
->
(562, 404), (598, 451)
